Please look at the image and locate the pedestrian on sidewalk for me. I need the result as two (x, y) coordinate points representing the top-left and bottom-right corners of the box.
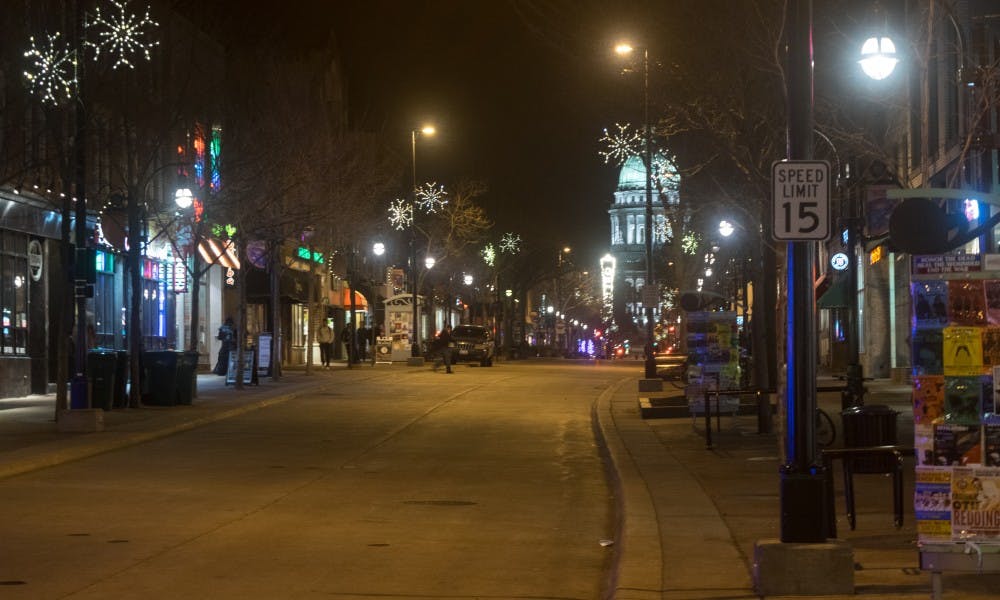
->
(317, 319), (334, 368)
(432, 324), (454, 373)
(213, 317), (235, 375)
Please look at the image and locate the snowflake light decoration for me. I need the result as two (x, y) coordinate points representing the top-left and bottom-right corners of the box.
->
(598, 123), (642, 166)
(652, 156), (681, 193)
(681, 232), (700, 255)
(23, 32), (76, 106)
(482, 243), (496, 267)
(414, 182), (448, 213)
(85, 0), (159, 70)
(387, 198), (413, 230)
(499, 232), (521, 254)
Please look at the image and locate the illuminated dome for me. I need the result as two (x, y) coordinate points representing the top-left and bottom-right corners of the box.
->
(617, 153), (671, 191)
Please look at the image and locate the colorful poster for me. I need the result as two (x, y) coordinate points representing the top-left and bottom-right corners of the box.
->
(913, 280), (950, 328)
(951, 467), (1000, 540)
(986, 280), (1000, 325)
(943, 326), (983, 376)
(985, 420), (1000, 467)
(944, 376), (985, 424)
(933, 422), (982, 466)
(984, 328), (1000, 367)
(912, 329), (944, 375)
(915, 467), (952, 540)
(948, 280), (987, 326)
(914, 375), (946, 425)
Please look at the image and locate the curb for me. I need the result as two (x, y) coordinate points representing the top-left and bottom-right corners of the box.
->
(593, 376), (663, 600)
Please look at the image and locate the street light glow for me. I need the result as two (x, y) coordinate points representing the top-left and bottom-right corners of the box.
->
(421, 125), (436, 136)
(859, 36), (898, 80)
(719, 220), (735, 237)
(372, 241), (385, 256)
(174, 187), (193, 209)
(614, 43), (633, 56)
(424, 256), (436, 269)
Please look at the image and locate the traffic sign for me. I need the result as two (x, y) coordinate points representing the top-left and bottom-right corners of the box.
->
(772, 160), (830, 241)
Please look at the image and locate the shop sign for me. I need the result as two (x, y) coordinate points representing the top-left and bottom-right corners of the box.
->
(28, 240), (43, 281)
(913, 254), (981, 275)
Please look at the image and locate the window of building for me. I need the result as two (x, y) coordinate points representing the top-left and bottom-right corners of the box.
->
(0, 231), (29, 355)
(627, 215), (636, 244)
(93, 250), (118, 348)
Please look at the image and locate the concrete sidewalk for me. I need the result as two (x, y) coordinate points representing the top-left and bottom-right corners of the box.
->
(595, 375), (1000, 599)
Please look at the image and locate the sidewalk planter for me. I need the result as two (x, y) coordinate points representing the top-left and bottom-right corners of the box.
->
(175, 351), (199, 405)
(86, 350), (118, 411)
(142, 351), (179, 406)
(840, 404), (899, 472)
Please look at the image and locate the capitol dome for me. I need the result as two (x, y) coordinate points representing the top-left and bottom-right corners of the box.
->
(617, 153), (674, 191)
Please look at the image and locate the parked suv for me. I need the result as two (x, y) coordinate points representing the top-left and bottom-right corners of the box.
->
(450, 325), (495, 366)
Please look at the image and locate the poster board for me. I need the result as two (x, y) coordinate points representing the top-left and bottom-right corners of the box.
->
(685, 311), (740, 414)
(257, 333), (272, 377)
(375, 337), (393, 363)
(225, 349), (256, 385)
(911, 254), (1000, 564)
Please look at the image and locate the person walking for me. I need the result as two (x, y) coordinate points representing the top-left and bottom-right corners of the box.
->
(357, 324), (369, 360)
(317, 319), (334, 368)
(432, 324), (454, 373)
(213, 317), (235, 375)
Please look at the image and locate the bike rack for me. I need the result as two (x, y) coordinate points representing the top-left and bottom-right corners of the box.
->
(701, 387), (769, 449)
(820, 445), (915, 538)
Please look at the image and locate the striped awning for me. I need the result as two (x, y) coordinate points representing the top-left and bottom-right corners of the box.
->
(198, 238), (240, 270)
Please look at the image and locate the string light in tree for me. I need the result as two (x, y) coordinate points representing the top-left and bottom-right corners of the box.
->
(85, 0), (159, 70)
(499, 232), (521, 254)
(598, 123), (642, 166)
(23, 32), (76, 106)
(681, 232), (700, 255)
(387, 198), (413, 231)
(652, 155), (680, 193)
(482, 243), (496, 267)
(414, 182), (447, 213)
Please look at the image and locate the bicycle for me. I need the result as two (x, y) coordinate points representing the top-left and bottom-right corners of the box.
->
(816, 407), (836, 447)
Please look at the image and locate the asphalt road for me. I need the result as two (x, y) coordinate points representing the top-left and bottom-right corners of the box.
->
(0, 362), (625, 599)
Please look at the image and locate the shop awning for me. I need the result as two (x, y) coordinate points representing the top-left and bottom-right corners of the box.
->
(198, 238), (240, 270)
(817, 278), (850, 309)
(341, 287), (368, 311)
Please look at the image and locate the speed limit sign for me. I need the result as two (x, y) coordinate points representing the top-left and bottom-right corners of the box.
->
(772, 161), (830, 241)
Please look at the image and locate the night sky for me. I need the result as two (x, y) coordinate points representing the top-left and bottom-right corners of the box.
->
(328, 1), (667, 270)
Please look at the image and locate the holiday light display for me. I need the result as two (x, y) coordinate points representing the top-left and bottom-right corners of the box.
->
(387, 198), (414, 231)
(598, 123), (642, 166)
(23, 32), (76, 106)
(499, 232), (521, 254)
(85, 0), (159, 70)
(482, 243), (496, 267)
(414, 182), (447, 213)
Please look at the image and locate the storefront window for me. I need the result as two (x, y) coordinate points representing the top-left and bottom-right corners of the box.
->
(0, 232), (29, 355)
(140, 259), (170, 350)
(93, 250), (118, 348)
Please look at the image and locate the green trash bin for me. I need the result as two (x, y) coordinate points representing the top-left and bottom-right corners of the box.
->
(142, 351), (178, 406)
(175, 351), (199, 405)
(87, 350), (117, 410)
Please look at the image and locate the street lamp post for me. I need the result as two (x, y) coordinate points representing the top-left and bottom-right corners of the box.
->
(410, 125), (435, 358)
(616, 43), (657, 379)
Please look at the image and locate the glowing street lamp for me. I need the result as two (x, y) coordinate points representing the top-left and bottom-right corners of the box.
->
(858, 36), (898, 81)
(616, 40), (657, 378)
(174, 187), (193, 209)
(409, 124), (436, 359)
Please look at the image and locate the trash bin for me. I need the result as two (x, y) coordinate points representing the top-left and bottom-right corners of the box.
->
(113, 350), (129, 408)
(175, 351), (199, 405)
(841, 404), (899, 473)
(142, 351), (179, 406)
(87, 350), (118, 410)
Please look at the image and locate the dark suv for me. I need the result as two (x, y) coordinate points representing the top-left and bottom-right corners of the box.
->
(450, 325), (495, 366)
